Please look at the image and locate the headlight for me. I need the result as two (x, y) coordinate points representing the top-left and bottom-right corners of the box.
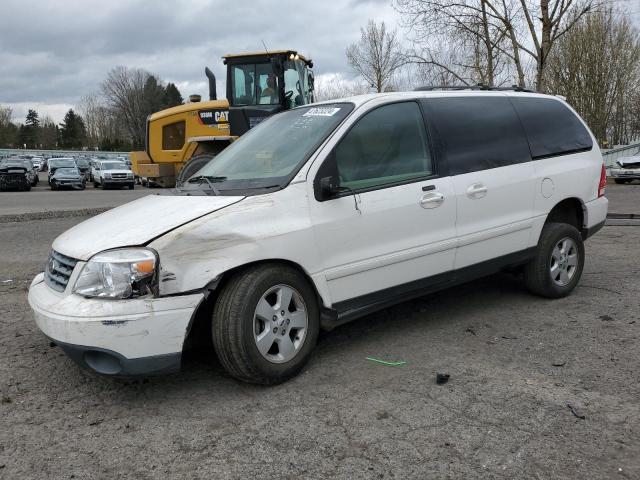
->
(104, 172), (112, 178)
(73, 248), (158, 299)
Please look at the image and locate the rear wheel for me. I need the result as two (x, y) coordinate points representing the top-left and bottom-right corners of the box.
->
(212, 264), (319, 384)
(614, 179), (628, 184)
(524, 222), (585, 298)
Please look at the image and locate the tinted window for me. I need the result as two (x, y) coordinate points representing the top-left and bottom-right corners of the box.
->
(423, 96), (531, 175)
(334, 102), (433, 190)
(162, 121), (185, 150)
(510, 97), (593, 159)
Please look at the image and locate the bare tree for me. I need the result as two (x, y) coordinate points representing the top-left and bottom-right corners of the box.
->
(396, 0), (598, 90)
(346, 20), (405, 92)
(546, 9), (640, 145)
(100, 66), (166, 148)
(314, 74), (371, 101)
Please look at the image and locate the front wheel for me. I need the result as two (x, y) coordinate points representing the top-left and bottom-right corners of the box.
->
(212, 264), (320, 384)
(524, 222), (585, 298)
(614, 179), (627, 184)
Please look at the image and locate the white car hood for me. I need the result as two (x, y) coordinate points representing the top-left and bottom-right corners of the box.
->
(53, 194), (244, 260)
(102, 169), (132, 174)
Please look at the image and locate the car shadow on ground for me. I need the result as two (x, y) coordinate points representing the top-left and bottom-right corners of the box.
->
(79, 270), (530, 397)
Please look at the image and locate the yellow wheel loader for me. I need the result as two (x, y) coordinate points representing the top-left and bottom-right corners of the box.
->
(131, 50), (314, 187)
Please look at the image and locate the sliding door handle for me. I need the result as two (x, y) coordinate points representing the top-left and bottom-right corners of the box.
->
(466, 183), (488, 198)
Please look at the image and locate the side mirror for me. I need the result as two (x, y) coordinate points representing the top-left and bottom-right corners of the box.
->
(319, 176), (340, 199)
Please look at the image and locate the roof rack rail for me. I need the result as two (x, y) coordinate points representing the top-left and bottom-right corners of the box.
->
(414, 83), (540, 93)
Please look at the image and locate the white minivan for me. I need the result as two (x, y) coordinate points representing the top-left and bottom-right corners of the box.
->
(28, 90), (608, 383)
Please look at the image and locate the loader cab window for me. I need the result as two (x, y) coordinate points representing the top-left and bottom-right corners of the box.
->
(283, 60), (312, 108)
(162, 121), (186, 150)
(231, 63), (280, 106)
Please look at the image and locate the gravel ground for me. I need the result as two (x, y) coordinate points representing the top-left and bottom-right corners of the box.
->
(0, 216), (638, 479)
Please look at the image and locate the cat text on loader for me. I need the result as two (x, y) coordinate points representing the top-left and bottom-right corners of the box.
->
(131, 50), (315, 187)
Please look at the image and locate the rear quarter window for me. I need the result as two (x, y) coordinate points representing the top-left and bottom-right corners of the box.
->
(510, 97), (593, 159)
(422, 96), (531, 176)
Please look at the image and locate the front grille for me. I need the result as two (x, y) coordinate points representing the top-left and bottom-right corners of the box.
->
(45, 250), (78, 292)
(111, 173), (128, 179)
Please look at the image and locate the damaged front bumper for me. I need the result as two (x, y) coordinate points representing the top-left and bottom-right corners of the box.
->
(28, 273), (204, 375)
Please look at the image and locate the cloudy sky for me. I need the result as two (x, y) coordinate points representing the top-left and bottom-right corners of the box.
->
(0, 0), (399, 123)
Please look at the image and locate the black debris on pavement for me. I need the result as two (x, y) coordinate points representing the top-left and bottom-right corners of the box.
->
(436, 373), (450, 385)
(567, 403), (586, 420)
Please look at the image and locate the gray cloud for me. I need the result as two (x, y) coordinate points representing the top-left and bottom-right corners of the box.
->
(0, 0), (400, 122)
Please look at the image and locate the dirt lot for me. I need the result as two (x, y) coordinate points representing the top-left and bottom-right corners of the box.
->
(0, 214), (639, 479)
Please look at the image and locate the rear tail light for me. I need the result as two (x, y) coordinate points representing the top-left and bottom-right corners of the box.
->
(598, 164), (606, 197)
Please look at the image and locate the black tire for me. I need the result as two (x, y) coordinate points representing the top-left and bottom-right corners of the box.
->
(212, 264), (320, 384)
(524, 222), (585, 298)
(24, 184), (31, 192)
(50, 182), (57, 191)
(101, 182), (108, 190)
(614, 179), (626, 184)
(93, 181), (98, 188)
(80, 183), (86, 190)
(176, 154), (215, 186)
(128, 184), (134, 190)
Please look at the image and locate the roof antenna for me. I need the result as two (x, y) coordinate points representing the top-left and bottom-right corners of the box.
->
(261, 39), (269, 54)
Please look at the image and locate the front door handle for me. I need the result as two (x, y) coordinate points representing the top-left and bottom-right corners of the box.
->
(466, 183), (488, 198)
(420, 192), (445, 209)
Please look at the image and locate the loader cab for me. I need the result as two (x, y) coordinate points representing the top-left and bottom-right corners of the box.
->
(224, 50), (314, 136)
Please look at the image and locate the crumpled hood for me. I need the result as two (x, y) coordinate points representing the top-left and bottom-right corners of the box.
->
(53, 194), (244, 260)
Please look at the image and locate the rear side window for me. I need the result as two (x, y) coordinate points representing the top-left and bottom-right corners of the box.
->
(510, 97), (593, 159)
(334, 102), (433, 190)
(423, 97), (530, 175)
(162, 121), (186, 150)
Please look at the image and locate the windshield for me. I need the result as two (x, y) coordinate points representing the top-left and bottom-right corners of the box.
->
(102, 162), (126, 170)
(184, 103), (352, 195)
(76, 159), (89, 167)
(57, 168), (79, 175)
(50, 159), (76, 168)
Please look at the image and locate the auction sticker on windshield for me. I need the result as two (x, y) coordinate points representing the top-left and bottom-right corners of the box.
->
(303, 107), (341, 117)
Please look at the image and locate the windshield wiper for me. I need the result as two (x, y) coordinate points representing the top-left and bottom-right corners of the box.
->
(188, 175), (227, 183)
(187, 175), (226, 195)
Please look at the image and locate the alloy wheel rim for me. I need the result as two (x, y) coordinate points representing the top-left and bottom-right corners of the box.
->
(550, 237), (578, 287)
(253, 284), (308, 364)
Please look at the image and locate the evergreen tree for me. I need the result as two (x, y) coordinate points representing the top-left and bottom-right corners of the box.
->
(22, 109), (40, 147)
(163, 82), (183, 107)
(59, 109), (87, 149)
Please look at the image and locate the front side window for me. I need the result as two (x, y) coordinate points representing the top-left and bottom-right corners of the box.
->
(334, 102), (433, 190)
(162, 121), (185, 150)
(185, 103), (353, 194)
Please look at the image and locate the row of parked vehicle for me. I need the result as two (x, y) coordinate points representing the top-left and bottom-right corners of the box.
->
(0, 153), (135, 192)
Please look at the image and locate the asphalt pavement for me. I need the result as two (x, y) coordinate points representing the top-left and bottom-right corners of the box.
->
(0, 216), (638, 479)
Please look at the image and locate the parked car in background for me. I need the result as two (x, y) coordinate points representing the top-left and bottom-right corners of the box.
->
(47, 158), (77, 185)
(21, 159), (39, 186)
(92, 160), (135, 189)
(75, 158), (91, 180)
(31, 157), (44, 171)
(610, 155), (640, 184)
(50, 167), (86, 190)
(0, 158), (31, 191)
